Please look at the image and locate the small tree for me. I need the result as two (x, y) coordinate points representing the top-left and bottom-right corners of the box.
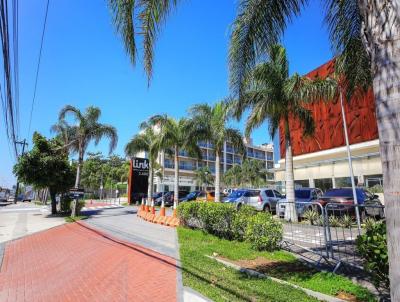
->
(13, 132), (75, 214)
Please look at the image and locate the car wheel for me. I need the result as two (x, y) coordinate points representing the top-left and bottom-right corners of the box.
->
(236, 203), (242, 210)
(264, 205), (270, 213)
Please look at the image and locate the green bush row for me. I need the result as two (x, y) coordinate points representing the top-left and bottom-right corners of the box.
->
(177, 202), (283, 251)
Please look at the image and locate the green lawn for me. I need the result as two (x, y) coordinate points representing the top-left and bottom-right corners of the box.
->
(178, 227), (375, 302)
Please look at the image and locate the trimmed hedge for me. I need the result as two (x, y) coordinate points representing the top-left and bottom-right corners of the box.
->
(177, 202), (282, 251)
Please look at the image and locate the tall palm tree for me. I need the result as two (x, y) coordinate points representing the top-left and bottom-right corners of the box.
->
(230, 45), (335, 222)
(125, 126), (159, 203)
(52, 106), (118, 189)
(145, 115), (202, 207)
(241, 159), (267, 188)
(229, 3), (399, 295)
(189, 102), (246, 202)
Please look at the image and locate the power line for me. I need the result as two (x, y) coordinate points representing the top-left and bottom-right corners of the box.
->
(27, 0), (50, 140)
(0, 0), (18, 158)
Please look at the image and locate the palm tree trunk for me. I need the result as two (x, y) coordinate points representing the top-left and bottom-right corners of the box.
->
(49, 188), (57, 215)
(174, 146), (179, 208)
(71, 150), (83, 218)
(284, 119), (297, 222)
(215, 152), (221, 202)
(358, 3), (400, 298)
(147, 161), (153, 204)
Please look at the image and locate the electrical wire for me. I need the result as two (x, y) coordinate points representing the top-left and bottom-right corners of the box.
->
(27, 0), (50, 140)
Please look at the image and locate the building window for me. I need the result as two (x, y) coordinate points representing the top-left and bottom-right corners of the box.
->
(335, 177), (358, 188)
(164, 158), (174, 169)
(267, 161), (274, 169)
(267, 152), (273, 160)
(314, 178), (333, 192)
(365, 174), (383, 188)
(295, 179), (310, 188)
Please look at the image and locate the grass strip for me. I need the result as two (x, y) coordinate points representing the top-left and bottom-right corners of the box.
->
(178, 227), (375, 302)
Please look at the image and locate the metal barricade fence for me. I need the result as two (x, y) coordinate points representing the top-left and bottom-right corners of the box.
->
(324, 202), (386, 271)
(277, 200), (386, 272)
(276, 201), (330, 265)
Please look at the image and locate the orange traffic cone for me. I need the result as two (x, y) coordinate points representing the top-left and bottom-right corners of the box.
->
(151, 198), (155, 214)
(160, 198), (166, 216)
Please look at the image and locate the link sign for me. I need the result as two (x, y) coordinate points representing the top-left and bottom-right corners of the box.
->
(128, 157), (149, 203)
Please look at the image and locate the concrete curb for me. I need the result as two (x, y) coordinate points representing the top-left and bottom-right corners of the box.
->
(0, 241), (5, 270)
(175, 228), (184, 302)
(206, 255), (346, 302)
(183, 286), (213, 302)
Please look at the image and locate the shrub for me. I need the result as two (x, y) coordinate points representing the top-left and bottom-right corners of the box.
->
(75, 200), (85, 215)
(198, 202), (236, 239)
(177, 202), (201, 228)
(245, 212), (283, 251)
(356, 220), (389, 290)
(232, 205), (257, 241)
(303, 209), (319, 225)
(328, 215), (341, 227)
(341, 214), (353, 228)
(60, 195), (72, 213)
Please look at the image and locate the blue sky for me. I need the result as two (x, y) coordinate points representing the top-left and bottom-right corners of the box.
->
(0, 0), (332, 188)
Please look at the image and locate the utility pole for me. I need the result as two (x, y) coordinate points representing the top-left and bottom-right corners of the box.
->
(14, 139), (28, 203)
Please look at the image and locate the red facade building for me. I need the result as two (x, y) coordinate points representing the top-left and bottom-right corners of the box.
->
(279, 60), (379, 159)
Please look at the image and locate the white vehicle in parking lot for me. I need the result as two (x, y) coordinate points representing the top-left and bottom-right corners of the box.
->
(224, 188), (283, 213)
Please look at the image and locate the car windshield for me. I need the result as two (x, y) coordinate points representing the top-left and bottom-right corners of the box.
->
(228, 190), (245, 198)
(295, 190), (311, 199)
(186, 192), (197, 198)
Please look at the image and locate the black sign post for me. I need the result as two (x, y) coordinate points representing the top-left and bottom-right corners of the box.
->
(128, 157), (149, 203)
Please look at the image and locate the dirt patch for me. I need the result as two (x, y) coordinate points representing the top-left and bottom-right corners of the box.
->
(335, 291), (358, 301)
(217, 256), (313, 275)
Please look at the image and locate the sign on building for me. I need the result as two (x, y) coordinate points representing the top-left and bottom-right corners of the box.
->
(128, 157), (149, 203)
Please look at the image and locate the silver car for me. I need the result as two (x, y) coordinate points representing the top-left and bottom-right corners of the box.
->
(246, 188), (282, 213)
(230, 188), (282, 213)
(277, 188), (323, 218)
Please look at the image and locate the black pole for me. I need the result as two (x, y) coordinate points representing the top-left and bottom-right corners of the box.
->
(14, 139), (28, 203)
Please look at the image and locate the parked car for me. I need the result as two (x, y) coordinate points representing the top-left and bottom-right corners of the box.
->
(252, 188), (284, 213)
(180, 191), (201, 202)
(155, 191), (189, 206)
(316, 187), (384, 219)
(223, 189), (260, 210)
(277, 188), (323, 218)
(223, 189), (247, 203)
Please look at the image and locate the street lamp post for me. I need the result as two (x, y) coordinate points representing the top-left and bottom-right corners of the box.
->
(340, 90), (361, 234)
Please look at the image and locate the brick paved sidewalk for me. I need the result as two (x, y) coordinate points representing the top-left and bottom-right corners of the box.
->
(0, 222), (177, 302)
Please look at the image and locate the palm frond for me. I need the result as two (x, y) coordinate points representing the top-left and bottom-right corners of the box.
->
(229, 0), (306, 97)
(139, 0), (178, 81)
(93, 124), (118, 154)
(58, 105), (82, 121)
(324, 0), (371, 100)
(225, 128), (245, 156)
(109, 0), (136, 66)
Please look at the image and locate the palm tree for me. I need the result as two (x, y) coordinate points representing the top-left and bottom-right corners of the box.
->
(229, 3), (399, 295)
(230, 45), (335, 222)
(125, 126), (159, 204)
(194, 166), (214, 191)
(223, 164), (243, 188)
(145, 115), (202, 208)
(189, 102), (246, 202)
(52, 106), (118, 189)
(241, 159), (267, 188)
